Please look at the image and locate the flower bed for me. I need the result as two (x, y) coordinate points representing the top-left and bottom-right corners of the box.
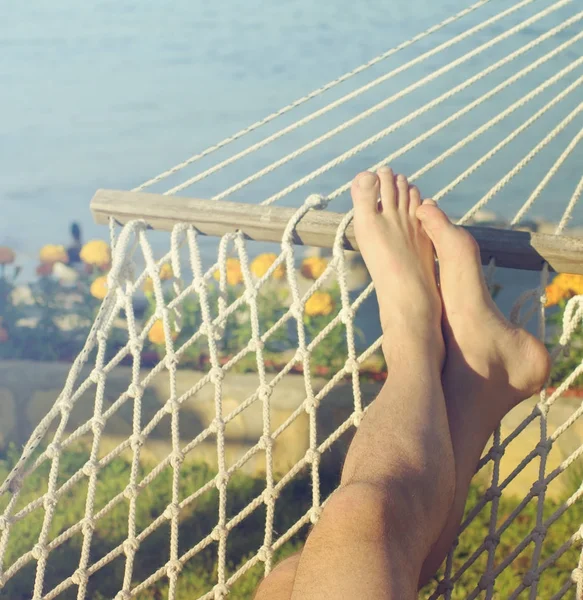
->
(0, 243), (387, 379)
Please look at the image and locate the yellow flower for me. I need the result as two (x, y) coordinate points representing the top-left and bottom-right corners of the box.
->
(143, 277), (154, 294)
(159, 263), (174, 280)
(305, 292), (334, 317)
(80, 240), (111, 268)
(250, 253), (285, 280)
(544, 283), (565, 308)
(213, 258), (243, 286)
(90, 275), (108, 300)
(39, 244), (68, 265)
(0, 247), (15, 265)
(148, 319), (177, 345)
(300, 257), (328, 280)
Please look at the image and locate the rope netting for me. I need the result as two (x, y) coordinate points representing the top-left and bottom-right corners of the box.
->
(3, 0), (583, 598)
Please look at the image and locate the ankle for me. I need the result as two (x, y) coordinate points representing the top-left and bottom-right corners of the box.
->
(382, 325), (444, 374)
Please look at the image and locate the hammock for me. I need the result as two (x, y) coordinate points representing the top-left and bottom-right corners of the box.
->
(3, 0), (583, 597)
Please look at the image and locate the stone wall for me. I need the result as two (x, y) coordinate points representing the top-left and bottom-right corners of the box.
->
(0, 361), (579, 499)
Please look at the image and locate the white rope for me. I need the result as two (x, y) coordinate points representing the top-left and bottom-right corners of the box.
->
(162, 0), (545, 197)
(556, 173), (583, 236)
(510, 126), (583, 227)
(130, 0), (519, 194)
(458, 101), (583, 225)
(213, 1), (577, 205)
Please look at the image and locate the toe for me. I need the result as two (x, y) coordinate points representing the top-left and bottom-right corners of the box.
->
(417, 202), (482, 275)
(396, 174), (409, 214)
(377, 166), (396, 212)
(409, 185), (421, 217)
(351, 171), (380, 217)
(416, 203), (456, 248)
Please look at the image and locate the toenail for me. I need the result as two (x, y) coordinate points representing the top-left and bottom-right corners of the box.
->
(357, 172), (378, 190)
(377, 166), (391, 174)
(397, 174), (407, 182)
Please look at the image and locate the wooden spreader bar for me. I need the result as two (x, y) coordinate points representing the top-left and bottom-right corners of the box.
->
(91, 189), (583, 275)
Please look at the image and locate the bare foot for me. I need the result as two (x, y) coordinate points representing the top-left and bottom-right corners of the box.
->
(416, 200), (551, 583)
(351, 168), (444, 368)
(345, 169), (454, 545)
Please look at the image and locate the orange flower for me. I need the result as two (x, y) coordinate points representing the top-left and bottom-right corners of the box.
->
(300, 257), (328, 280)
(39, 245), (68, 264)
(544, 284), (565, 308)
(148, 319), (177, 345)
(213, 258), (243, 286)
(0, 247), (15, 265)
(305, 292), (334, 317)
(90, 276), (108, 300)
(251, 253), (285, 280)
(545, 273), (583, 307)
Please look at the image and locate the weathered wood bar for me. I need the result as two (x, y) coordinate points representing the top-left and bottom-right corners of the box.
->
(91, 189), (583, 274)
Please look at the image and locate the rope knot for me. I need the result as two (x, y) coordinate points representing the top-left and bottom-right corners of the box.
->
(484, 533), (500, 550)
(214, 584), (229, 599)
(124, 484), (139, 501)
(305, 449), (319, 464)
(92, 416), (106, 435)
(90, 368), (105, 384)
(305, 194), (329, 210)
(45, 443), (61, 460)
(309, 506), (322, 524)
(166, 559), (182, 578)
(81, 518), (95, 536)
(123, 538), (140, 556)
(164, 398), (180, 414)
(532, 525), (546, 541)
(129, 383), (144, 398)
(164, 502), (181, 521)
(72, 568), (89, 586)
(257, 545), (273, 562)
(130, 434), (145, 451)
(210, 367), (224, 384)
(478, 574), (494, 591)
(170, 451), (185, 470)
(258, 435), (272, 451)
(488, 446), (504, 461)
(344, 358), (359, 374)
(522, 571), (539, 587)
(43, 494), (58, 511)
(262, 488), (277, 504)
(484, 487), (502, 501)
(216, 473), (229, 490)
(258, 385), (272, 401)
(211, 525), (228, 542)
(32, 543), (48, 561)
(530, 481), (546, 497)
(247, 339), (264, 352)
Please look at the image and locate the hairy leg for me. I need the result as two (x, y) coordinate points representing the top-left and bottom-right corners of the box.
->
(416, 201), (551, 583)
(256, 169), (455, 599)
